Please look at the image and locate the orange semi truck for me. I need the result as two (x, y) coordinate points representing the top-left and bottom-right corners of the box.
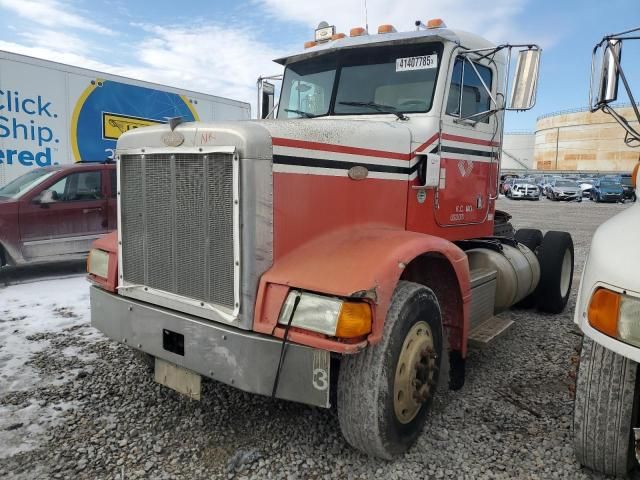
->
(87, 19), (574, 458)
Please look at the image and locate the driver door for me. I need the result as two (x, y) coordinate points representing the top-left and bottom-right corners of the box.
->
(436, 56), (499, 227)
(19, 169), (108, 259)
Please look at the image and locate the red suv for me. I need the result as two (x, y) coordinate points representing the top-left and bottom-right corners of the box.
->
(0, 162), (116, 266)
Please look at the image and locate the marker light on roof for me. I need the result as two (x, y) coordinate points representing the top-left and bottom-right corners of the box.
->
(304, 40), (318, 49)
(331, 33), (346, 40)
(350, 27), (367, 37)
(378, 24), (397, 34)
(427, 18), (446, 29)
(315, 21), (336, 42)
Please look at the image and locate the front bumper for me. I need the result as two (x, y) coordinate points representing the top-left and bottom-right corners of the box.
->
(555, 191), (580, 200)
(90, 286), (331, 408)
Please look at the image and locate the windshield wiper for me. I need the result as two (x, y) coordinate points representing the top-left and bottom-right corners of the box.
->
(283, 108), (317, 118)
(338, 101), (408, 120)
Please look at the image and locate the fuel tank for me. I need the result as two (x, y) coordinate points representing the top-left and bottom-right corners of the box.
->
(466, 243), (540, 313)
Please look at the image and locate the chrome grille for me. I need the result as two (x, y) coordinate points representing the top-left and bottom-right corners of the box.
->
(120, 152), (236, 311)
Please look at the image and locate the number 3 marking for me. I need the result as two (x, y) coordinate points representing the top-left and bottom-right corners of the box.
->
(313, 368), (329, 391)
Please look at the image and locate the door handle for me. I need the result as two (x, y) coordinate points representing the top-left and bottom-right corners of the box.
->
(82, 207), (103, 214)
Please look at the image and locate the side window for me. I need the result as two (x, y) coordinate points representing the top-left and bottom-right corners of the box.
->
(110, 169), (117, 198)
(46, 171), (103, 202)
(446, 57), (493, 123)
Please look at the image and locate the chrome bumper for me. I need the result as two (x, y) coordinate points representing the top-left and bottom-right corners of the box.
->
(90, 286), (330, 408)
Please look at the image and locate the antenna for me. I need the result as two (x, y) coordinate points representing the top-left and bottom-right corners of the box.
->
(363, 0), (369, 32)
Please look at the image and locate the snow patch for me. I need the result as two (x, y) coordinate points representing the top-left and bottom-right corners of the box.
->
(0, 276), (97, 392)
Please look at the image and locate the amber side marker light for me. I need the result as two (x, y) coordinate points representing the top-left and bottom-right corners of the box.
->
(588, 288), (620, 337)
(335, 302), (372, 338)
(632, 163), (639, 188)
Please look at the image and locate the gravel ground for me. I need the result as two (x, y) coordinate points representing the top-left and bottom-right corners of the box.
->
(0, 197), (637, 480)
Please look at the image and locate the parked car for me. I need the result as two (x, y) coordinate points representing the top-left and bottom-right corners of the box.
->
(545, 179), (582, 202)
(0, 162), (116, 266)
(578, 178), (595, 197)
(619, 173), (637, 202)
(590, 178), (625, 203)
(501, 177), (516, 195)
(506, 181), (540, 200)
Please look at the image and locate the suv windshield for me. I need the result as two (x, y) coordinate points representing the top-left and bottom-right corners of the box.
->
(277, 43), (442, 119)
(0, 168), (57, 199)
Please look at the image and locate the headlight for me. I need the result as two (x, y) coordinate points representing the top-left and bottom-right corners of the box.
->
(87, 248), (110, 278)
(278, 291), (372, 338)
(588, 288), (640, 346)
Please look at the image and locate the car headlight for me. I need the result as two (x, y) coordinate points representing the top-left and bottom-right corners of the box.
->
(277, 291), (372, 338)
(87, 248), (110, 278)
(588, 288), (640, 346)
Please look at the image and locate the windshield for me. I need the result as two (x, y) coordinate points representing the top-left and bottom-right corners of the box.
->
(600, 181), (621, 188)
(0, 169), (57, 199)
(277, 43), (442, 119)
(555, 181), (577, 187)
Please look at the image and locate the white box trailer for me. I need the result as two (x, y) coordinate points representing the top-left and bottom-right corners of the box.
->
(0, 50), (251, 186)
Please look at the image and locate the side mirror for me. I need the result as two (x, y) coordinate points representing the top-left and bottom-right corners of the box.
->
(595, 39), (622, 106)
(38, 189), (58, 205)
(259, 81), (275, 119)
(507, 48), (541, 110)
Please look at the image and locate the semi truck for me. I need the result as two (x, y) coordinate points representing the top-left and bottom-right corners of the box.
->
(0, 50), (250, 186)
(573, 26), (640, 477)
(87, 18), (575, 458)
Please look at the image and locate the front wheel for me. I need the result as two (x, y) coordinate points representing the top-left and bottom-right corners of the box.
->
(574, 337), (640, 476)
(337, 281), (443, 459)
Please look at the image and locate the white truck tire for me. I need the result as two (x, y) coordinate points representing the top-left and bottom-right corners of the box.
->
(573, 337), (640, 476)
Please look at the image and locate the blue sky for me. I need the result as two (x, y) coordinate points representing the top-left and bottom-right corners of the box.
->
(1, 0), (638, 131)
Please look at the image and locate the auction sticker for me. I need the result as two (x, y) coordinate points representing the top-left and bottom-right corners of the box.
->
(396, 54), (438, 71)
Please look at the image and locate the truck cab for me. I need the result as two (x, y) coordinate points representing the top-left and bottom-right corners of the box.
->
(88, 19), (574, 459)
(572, 26), (640, 477)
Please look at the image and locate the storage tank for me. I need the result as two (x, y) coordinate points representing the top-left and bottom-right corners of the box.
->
(534, 104), (640, 171)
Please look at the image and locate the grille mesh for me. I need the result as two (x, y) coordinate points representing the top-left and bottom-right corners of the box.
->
(120, 152), (235, 310)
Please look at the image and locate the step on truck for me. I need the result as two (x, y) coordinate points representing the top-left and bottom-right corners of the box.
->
(87, 18), (575, 458)
(572, 27), (640, 477)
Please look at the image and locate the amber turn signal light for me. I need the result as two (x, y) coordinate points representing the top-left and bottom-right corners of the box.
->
(631, 163), (639, 188)
(588, 288), (621, 337)
(335, 302), (372, 338)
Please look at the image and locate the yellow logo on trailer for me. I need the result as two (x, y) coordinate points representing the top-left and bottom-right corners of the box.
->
(102, 112), (163, 141)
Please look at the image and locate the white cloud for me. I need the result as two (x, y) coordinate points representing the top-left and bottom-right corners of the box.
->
(0, 22), (288, 113)
(0, 0), (113, 35)
(256, 0), (529, 44)
(19, 29), (89, 54)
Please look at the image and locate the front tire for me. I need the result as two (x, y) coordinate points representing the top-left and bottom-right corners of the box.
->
(574, 337), (640, 476)
(337, 281), (443, 459)
(536, 231), (574, 313)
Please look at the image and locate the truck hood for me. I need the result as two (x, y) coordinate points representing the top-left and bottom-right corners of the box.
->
(116, 118), (414, 161)
(582, 203), (640, 295)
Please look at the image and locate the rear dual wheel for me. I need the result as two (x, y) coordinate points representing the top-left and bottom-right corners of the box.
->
(338, 281), (442, 459)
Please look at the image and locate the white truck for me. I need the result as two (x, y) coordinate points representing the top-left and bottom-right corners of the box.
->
(0, 50), (250, 186)
(573, 26), (640, 477)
